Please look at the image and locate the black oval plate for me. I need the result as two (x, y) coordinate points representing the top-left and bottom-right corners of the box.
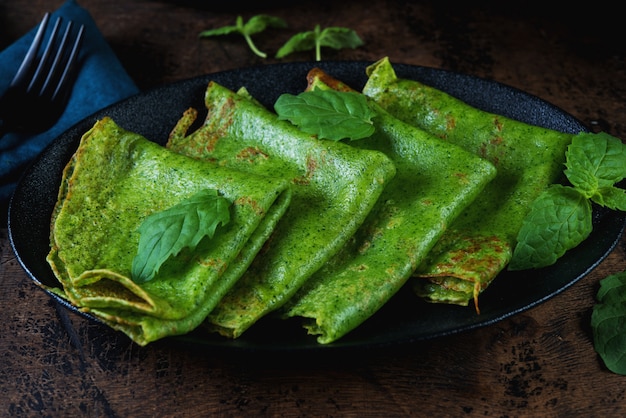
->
(8, 61), (626, 352)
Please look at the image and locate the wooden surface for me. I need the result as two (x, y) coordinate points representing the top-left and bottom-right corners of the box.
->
(2, 0), (626, 416)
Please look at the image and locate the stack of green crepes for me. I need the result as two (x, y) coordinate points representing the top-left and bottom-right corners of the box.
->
(361, 57), (572, 309)
(47, 118), (293, 345)
(46, 57), (573, 345)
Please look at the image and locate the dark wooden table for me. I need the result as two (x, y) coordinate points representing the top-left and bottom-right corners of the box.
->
(2, 0), (626, 416)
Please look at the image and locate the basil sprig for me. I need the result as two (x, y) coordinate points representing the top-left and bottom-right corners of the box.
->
(199, 16), (363, 61)
(509, 132), (626, 270)
(131, 189), (231, 284)
(276, 25), (363, 61)
(199, 15), (287, 58)
(274, 90), (376, 141)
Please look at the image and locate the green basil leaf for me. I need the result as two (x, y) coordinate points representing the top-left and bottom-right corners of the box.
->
(318, 27), (364, 50)
(592, 272), (626, 375)
(565, 132), (626, 196)
(275, 25), (363, 60)
(275, 31), (317, 58)
(131, 189), (231, 284)
(198, 25), (239, 37)
(244, 14), (287, 35)
(509, 184), (592, 270)
(199, 15), (286, 58)
(274, 90), (376, 141)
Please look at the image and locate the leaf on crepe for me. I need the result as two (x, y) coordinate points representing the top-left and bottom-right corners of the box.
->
(565, 132), (626, 198)
(274, 90), (375, 141)
(509, 184), (592, 270)
(511, 131), (626, 270)
(131, 189), (231, 284)
(593, 186), (626, 211)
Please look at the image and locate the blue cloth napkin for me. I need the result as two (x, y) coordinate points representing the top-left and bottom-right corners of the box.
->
(0, 0), (139, 203)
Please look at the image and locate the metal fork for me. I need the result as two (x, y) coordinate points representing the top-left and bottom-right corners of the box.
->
(0, 13), (85, 137)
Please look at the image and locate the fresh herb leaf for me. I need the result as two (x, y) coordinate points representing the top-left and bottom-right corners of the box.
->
(274, 90), (376, 141)
(593, 186), (626, 211)
(131, 189), (231, 284)
(510, 131), (626, 270)
(276, 25), (364, 61)
(565, 132), (626, 200)
(509, 184), (592, 270)
(199, 15), (287, 58)
(592, 271), (626, 375)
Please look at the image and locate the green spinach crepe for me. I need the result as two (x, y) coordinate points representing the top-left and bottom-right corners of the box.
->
(47, 117), (292, 345)
(281, 69), (496, 343)
(167, 81), (396, 338)
(362, 57), (574, 308)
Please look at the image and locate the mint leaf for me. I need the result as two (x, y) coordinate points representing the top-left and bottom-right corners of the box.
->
(565, 132), (626, 198)
(594, 186), (626, 211)
(509, 184), (592, 270)
(131, 189), (231, 284)
(276, 25), (363, 61)
(199, 15), (287, 58)
(596, 272), (626, 305)
(592, 272), (626, 375)
(511, 131), (626, 270)
(274, 90), (376, 141)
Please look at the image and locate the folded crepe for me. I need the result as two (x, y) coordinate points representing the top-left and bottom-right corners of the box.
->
(362, 57), (574, 308)
(47, 117), (292, 345)
(280, 69), (496, 343)
(166, 81), (396, 338)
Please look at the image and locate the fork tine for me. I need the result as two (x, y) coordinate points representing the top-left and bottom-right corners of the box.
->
(10, 13), (51, 88)
(0, 13), (85, 136)
(38, 19), (74, 98)
(28, 16), (63, 94)
(50, 23), (85, 102)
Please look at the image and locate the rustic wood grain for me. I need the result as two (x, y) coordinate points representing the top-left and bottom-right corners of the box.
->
(2, 0), (626, 416)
